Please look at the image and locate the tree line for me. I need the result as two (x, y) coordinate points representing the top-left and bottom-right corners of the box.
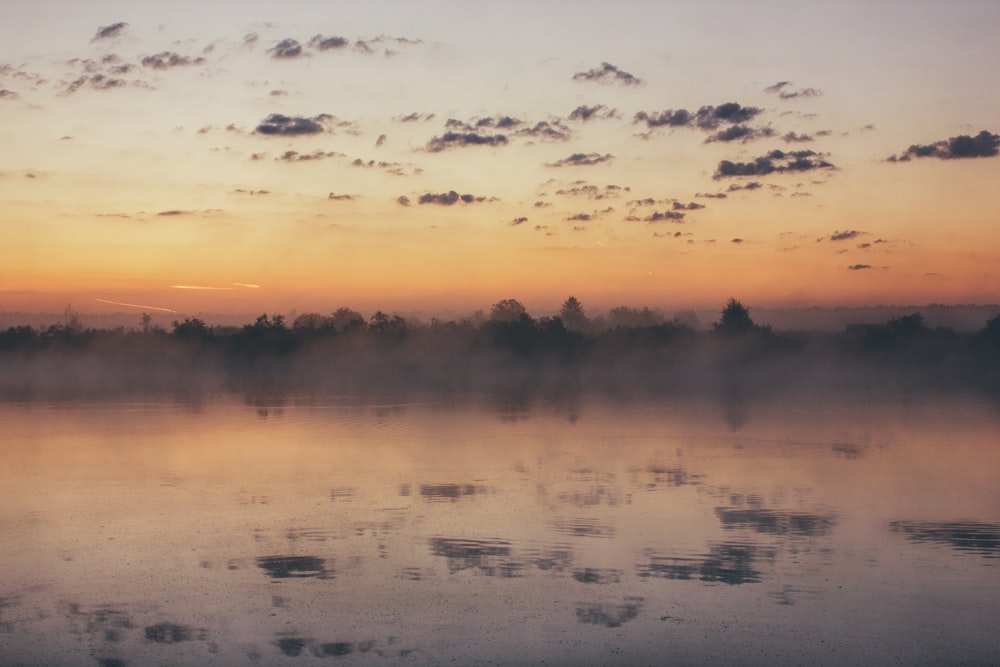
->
(1, 297), (999, 397)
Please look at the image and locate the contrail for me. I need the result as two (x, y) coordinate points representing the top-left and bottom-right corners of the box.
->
(93, 298), (178, 313)
(171, 285), (233, 290)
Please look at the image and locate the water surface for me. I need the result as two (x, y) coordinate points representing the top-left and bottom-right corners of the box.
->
(1, 394), (998, 665)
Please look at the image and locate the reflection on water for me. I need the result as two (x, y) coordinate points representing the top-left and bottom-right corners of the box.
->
(890, 520), (1000, 558)
(1, 394), (999, 665)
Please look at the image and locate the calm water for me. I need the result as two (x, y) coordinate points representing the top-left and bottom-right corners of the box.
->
(1, 394), (998, 666)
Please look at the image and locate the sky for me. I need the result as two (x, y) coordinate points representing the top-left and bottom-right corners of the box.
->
(1, 0), (998, 318)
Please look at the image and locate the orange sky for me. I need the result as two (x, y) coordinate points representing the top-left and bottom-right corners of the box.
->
(1, 1), (998, 318)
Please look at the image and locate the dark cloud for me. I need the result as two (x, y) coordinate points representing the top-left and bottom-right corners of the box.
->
(644, 210), (685, 223)
(566, 213), (592, 222)
(847, 264), (872, 270)
(714, 149), (834, 179)
(275, 150), (341, 162)
(635, 102), (763, 132)
(254, 113), (330, 136)
(141, 52), (206, 70)
(93, 22), (128, 41)
(375, 134), (387, 147)
(512, 217), (528, 225)
(425, 132), (508, 152)
(395, 112), (435, 122)
(556, 183), (628, 198)
(782, 131), (814, 143)
(516, 121), (571, 142)
(673, 201), (704, 210)
(418, 191), (489, 205)
(572, 62), (644, 86)
(696, 192), (728, 199)
(308, 35), (350, 51)
(269, 39), (304, 59)
(568, 104), (618, 121)
(727, 181), (763, 192)
(396, 195), (411, 206)
(350, 158), (421, 176)
(827, 230), (862, 242)
(62, 74), (131, 94)
(705, 125), (774, 143)
(887, 130), (999, 161)
(731, 238), (744, 243)
(547, 152), (614, 167)
(327, 192), (354, 201)
(764, 81), (822, 99)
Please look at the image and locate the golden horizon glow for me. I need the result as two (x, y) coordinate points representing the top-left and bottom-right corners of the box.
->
(1, 2), (998, 317)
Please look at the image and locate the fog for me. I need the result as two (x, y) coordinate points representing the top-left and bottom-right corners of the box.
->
(1, 299), (999, 402)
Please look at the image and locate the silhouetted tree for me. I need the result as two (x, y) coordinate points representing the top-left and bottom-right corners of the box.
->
(886, 312), (926, 339)
(607, 306), (660, 329)
(713, 298), (756, 335)
(330, 307), (366, 333)
(368, 311), (407, 340)
(172, 317), (213, 342)
(560, 296), (588, 332)
(980, 313), (1000, 346)
(490, 299), (528, 323)
(292, 312), (332, 334)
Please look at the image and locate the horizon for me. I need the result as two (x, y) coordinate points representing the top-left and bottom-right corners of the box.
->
(2, 2), (999, 314)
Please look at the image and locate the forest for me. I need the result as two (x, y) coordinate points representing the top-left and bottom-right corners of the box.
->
(1, 298), (999, 399)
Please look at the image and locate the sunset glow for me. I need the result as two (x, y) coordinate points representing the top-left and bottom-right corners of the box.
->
(2, 1), (998, 317)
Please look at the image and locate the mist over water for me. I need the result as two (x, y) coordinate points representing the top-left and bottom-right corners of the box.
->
(1, 393), (998, 666)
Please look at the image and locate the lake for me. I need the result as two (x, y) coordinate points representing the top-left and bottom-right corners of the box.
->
(1, 392), (998, 666)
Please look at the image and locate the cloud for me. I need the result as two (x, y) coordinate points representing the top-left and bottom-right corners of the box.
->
(568, 104), (618, 121)
(572, 62), (644, 86)
(512, 217), (528, 225)
(395, 112), (436, 122)
(705, 125), (774, 143)
(254, 113), (330, 136)
(308, 34), (350, 51)
(555, 183), (629, 198)
(269, 89), (287, 97)
(644, 210), (685, 222)
(515, 120), (571, 142)
(887, 130), (1000, 161)
(764, 81), (822, 99)
(62, 74), (133, 94)
(425, 132), (508, 152)
(417, 190), (489, 205)
(0, 89), (18, 100)
(141, 52), (206, 70)
(673, 201), (704, 210)
(696, 192), (727, 199)
(731, 238), (744, 243)
(547, 152), (614, 167)
(635, 102), (763, 132)
(269, 39), (304, 59)
(847, 264), (872, 270)
(825, 230), (862, 242)
(275, 150), (341, 162)
(375, 134), (387, 147)
(327, 192), (355, 201)
(396, 195), (411, 206)
(566, 212), (592, 222)
(714, 150), (834, 179)
(782, 131), (814, 143)
(727, 182), (763, 192)
(93, 22), (128, 41)
(157, 209), (189, 216)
